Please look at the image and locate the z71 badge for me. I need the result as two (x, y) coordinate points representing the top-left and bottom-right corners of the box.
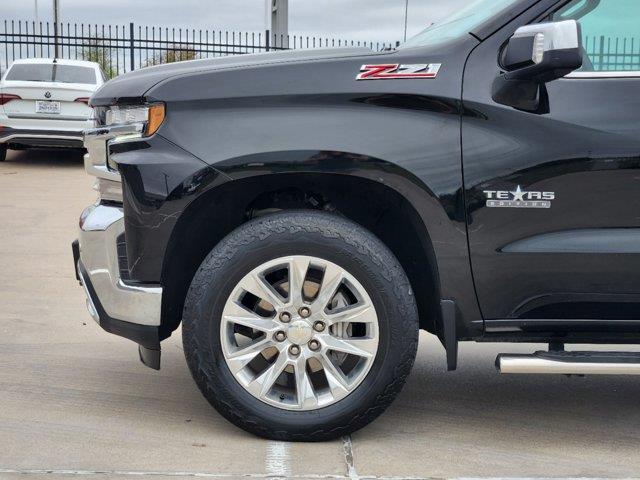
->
(356, 63), (441, 80)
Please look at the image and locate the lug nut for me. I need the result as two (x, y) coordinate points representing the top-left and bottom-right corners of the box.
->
(289, 345), (301, 356)
(280, 312), (292, 323)
(299, 307), (311, 318)
(313, 321), (325, 332)
(308, 339), (321, 351)
(274, 331), (287, 342)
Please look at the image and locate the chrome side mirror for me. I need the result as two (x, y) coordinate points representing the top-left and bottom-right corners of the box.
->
(493, 20), (583, 112)
(502, 20), (583, 81)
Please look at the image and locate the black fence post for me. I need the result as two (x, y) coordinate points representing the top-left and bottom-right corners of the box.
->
(265, 29), (270, 52)
(53, 21), (59, 58)
(53, 0), (60, 58)
(599, 35), (605, 71)
(129, 22), (135, 71)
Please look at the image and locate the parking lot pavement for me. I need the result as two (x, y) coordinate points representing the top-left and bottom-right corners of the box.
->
(2, 149), (640, 480)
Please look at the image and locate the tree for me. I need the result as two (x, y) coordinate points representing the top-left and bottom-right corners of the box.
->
(81, 38), (117, 79)
(145, 44), (198, 67)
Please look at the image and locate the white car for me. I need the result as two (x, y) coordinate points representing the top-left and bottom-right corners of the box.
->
(0, 58), (106, 161)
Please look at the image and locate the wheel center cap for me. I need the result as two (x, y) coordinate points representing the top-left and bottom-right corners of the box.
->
(287, 320), (313, 345)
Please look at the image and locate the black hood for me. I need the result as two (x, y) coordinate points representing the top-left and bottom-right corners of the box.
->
(91, 47), (378, 106)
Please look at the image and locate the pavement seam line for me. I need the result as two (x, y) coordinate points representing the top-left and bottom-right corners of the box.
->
(2, 468), (639, 480)
(265, 440), (292, 478)
(341, 435), (359, 480)
(0, 469), (351, 479)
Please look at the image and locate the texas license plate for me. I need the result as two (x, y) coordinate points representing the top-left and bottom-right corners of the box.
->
(35, 101), (61, 114)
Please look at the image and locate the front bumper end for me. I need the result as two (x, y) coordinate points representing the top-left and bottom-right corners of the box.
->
(77, 204), (162, 325)
(75, 120), (163, 369)
(74, 204), (162, 369)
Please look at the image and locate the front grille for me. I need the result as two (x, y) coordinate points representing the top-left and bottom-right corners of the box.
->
(116, 233), (130, 281)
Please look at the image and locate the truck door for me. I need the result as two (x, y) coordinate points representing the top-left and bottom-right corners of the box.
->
(462, 0), (640, 329)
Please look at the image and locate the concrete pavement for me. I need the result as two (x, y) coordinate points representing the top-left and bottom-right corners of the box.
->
(1, 149), (640, 479)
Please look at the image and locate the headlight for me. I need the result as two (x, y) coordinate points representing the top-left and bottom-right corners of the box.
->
(104, 103), (165, 137)
(84, 102), (165, 204)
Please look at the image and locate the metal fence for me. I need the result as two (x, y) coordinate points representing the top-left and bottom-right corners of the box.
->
(1, 20), (638, 78)
(584, 35), (640, 71)
(0, 20), (398, 77)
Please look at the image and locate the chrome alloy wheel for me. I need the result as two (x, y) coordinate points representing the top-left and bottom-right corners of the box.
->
(220, 255), (380, 411)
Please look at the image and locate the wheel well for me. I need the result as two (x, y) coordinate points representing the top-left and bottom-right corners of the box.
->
(160, 173), (441, 339)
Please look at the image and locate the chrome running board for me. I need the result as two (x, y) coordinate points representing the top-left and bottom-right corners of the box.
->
(496, 350), (640, 375)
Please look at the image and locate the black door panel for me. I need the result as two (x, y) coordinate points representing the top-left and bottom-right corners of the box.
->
(462, 6), (640, 321)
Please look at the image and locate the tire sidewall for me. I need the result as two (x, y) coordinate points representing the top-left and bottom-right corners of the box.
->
(183, 212), (418, 437)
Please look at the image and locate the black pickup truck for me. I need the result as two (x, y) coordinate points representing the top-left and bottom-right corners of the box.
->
(73, 0), (640, 440)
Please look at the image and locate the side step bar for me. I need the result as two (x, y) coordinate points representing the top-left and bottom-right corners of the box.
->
(497, 350), (640, 375)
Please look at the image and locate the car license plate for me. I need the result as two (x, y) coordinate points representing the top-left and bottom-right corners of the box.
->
(35, 100), (61, 114)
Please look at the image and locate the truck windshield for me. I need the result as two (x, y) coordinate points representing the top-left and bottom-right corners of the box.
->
(402, 0), (523, 48)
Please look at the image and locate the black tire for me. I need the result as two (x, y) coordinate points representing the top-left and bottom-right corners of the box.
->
(0, 145), (6, 162)
(182, 210), (419, 441)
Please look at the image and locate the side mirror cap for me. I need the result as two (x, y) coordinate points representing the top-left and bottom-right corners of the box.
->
(502, 20), (583, 82)
(493, 20), (583, 111)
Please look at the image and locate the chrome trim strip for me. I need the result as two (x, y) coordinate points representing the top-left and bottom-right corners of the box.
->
(83, 123), (143, 182)
(566, 71), (640, 79)
(92, 178), (123, 203)
(0, 133), (82, 143)
(79, 203), (162, 326)
(7, 114), (88, 121)
(83, 152), (120, 182)
(497, 354), (640, 375)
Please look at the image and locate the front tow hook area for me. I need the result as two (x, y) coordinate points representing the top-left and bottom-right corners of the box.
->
(139, 345), (161, 370)
(73, 241), (162, 370)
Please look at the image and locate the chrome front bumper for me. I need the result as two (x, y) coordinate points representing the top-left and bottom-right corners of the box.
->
(77, 122), (162, 328)
(77, 204), (162, 326)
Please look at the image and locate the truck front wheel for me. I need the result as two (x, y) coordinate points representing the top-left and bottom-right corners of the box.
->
(182, 210), (419, 441)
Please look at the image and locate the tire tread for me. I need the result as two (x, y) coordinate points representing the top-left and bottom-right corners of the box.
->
(182, 210), (418, 441)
